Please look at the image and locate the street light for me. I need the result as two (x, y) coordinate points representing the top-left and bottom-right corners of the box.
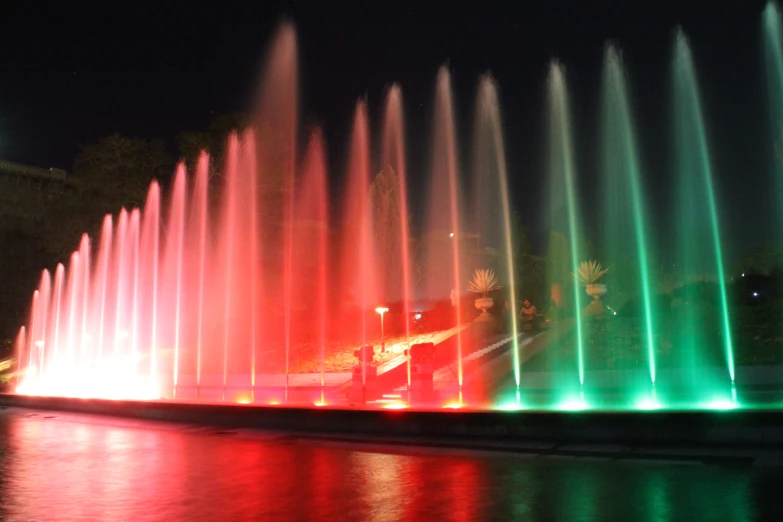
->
(375, 306), (389, 352)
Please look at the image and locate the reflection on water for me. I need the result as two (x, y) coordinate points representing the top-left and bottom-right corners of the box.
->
(0, 409), (779, 521)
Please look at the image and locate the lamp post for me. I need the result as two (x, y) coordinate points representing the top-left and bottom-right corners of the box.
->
(375, 306), (389, 352)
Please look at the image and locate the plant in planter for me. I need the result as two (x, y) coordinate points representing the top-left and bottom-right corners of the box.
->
(575, 260), (609, 316)
(467, 269), (502, 321)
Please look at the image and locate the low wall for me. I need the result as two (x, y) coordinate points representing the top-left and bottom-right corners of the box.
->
(1, 394), (782, 450)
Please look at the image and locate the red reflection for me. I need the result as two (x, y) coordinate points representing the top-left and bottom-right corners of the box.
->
(3, 411), (492, 521)
(445, 460), (482, 522)
(400, 455), (484, 521)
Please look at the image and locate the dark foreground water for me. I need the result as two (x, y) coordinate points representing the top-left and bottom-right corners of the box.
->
(0, 409), (781, 521)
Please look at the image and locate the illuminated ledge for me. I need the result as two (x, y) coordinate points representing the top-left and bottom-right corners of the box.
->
(2, 394), (783, 454)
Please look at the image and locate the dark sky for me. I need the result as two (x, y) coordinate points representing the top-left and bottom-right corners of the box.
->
(0, 0), (774, 257)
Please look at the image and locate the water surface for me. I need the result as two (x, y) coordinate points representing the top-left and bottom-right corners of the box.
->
(0, 409), (779, 521)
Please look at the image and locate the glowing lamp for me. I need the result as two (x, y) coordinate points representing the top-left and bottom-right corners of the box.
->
(635, 397), (661, 410)
(704, 398), (737, 410)
(558, 397), (589, 411)
(375, 306), (389, 352)
(383, 402), (408, 410)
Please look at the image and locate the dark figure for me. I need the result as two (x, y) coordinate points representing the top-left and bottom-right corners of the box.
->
(520, 299), (539, 330)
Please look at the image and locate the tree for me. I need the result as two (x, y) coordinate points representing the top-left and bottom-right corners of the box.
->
(74, 134), (171, 209)
(546, 230), (570, 287)
(508, 211), (546, 306)
(738, 246), (782, 276)
(177, 113), (251, 169)
(545, 230), (571, 312)
(371, 166), (402, 302)
(38, 134), (172, 259)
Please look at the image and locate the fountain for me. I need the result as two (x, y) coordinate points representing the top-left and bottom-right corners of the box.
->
(473, 75), (521, 387)
(11, 7), (783, 413)
(764, 1), (783, 235)
(380, 84), (413, 388)
(600, 44), (658, 402)
(672, 29), (735, 404)
(424, 66), (465, 393)
(545, 61), (587, 408)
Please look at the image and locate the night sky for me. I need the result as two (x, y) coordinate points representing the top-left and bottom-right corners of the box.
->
(0, 0), (774, 257)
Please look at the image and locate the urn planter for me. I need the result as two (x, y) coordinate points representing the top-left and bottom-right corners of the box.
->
(584, 283), (607, 316)
(474, 296), (494, 322)
(586, 283), (607, 300)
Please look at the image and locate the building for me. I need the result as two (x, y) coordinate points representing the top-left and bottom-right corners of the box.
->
(0, 158), (74, 231)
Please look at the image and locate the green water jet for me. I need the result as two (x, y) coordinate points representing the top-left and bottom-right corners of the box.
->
(474, 76), (521, 386)
(673, 29), (735, 384)
(762, 1), (783, 347)
(547, 61), (586, 388)
(600, 44), (658, 385)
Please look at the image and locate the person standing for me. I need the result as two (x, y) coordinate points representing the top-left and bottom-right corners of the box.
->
(520, 299), (538, 330)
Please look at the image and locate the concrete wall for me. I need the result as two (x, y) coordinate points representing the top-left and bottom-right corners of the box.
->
(2, 394), (783, 450)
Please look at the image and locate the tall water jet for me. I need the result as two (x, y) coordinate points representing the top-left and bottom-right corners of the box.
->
(220, 135), (240, 400)
(340, 100), (378, 387)
(78, 234), (90, 366)
(762, 2), (783, 273)
(190, 153), (209, 394)
(140, 182), (161, 390)
(165, 165), (187, 396)
(33, 271), (51, 377)
(296, 129), (329, 388)
(112, 209), (129, 359)
(426, 66), (465, 386)
(672, 29), (735, 395)
(546, 61), (586, 395)
(256, 22), (298, 394)
(600, 45), (657, 391)
(128, 210), (141, 363)
(66, 252), (81, 365)
(249, 133), (260, 398)
(473, 75), (521, 386)
(375, 86), (405, 308)
(95, 215), (113, 363)
(25, 291), (39, 372)
(381, 84), (413, 386)
(50, 264), (65, 364)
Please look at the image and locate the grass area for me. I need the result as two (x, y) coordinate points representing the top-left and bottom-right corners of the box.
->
(523, 300), (783, 372)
